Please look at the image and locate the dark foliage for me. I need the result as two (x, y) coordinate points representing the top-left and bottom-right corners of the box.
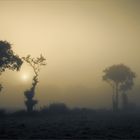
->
(40, 103), (70, 115)
(23, 55), (46, 112)
(0, 41), (23, 72)
(0, 40), (23, 92)
(103, 64), (136, 111)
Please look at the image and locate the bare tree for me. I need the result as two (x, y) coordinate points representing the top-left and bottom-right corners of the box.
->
(0, 40), (23, 92)
(103, 64), (136, 112)
(23, 55), (46, 112)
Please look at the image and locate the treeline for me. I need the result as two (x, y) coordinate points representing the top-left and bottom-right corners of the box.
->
(0, 102), (139, 118)
(0, 40), (137, 113)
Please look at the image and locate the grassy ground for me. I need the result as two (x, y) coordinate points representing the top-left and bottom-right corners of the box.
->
(1, 111), (140, 139)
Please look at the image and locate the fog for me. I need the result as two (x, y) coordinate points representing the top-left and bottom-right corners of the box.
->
(0, 0), (140, 110)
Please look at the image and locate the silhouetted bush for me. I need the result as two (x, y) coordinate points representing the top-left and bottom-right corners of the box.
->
(11, 109), (41, 117)
(11, 110), (27, 117)
(40, 103), (70, 115)
(0, 109), (6, 117)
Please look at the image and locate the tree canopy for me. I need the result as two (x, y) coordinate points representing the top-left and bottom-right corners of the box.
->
(0, 41), (23, 73)
(0, 40), (23, 91)
(23, 54), (46, 112)
(22, 54), (46, 77)
(103, 64), (136, 111)
(103, 64), (136, 87)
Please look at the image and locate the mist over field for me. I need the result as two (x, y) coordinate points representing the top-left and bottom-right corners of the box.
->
(0, 0), (140, 110)
(1, 0), (140, 139)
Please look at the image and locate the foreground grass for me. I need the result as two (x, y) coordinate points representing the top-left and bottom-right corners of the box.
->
(1, 111), (140, 139)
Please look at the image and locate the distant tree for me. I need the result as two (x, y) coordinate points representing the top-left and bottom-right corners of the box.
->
(23, 55), (46, 113)
(48, 103), (69, 113)
(120, 75), (135, 110)
(103, 64), (136, 112)
(0, 40), (23, 92)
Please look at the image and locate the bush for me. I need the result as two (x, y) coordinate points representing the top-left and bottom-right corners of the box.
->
(40, 103), (70, 115)
(0, 109), (6, 117)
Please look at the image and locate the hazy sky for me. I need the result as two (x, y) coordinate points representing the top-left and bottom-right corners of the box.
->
(0, 0), (140, 110)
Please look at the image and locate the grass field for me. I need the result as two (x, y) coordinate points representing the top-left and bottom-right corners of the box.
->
(1, 110), (140, 139)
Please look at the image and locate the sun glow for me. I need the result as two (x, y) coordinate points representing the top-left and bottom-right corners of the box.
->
(21, 73), (29, 82)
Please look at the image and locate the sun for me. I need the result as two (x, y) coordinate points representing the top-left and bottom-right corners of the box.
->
(21, 73), (29, 81)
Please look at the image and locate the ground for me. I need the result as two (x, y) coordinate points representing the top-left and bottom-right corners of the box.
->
(0, 111), (140, 139)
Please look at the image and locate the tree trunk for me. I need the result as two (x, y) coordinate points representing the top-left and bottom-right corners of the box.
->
(24, 76), (38, 113)
(122, 92), (128, 111)
(0, 84), (3, 92)
(115, 83), (119, 112)
(25, 99), (38, 113)
(112, 86), (116, 112)
(112, 94), (116, 111)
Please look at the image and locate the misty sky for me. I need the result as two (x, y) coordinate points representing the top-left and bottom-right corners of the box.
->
(0, 0), (140, 110)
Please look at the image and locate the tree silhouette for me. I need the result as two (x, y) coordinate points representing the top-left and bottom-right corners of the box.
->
(120, 74), (135, 110)
(23, 54), (46, 112)
(0, 84), (2, 92)
(0, 40), (23, 92)
(103, 64), (136, 112)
